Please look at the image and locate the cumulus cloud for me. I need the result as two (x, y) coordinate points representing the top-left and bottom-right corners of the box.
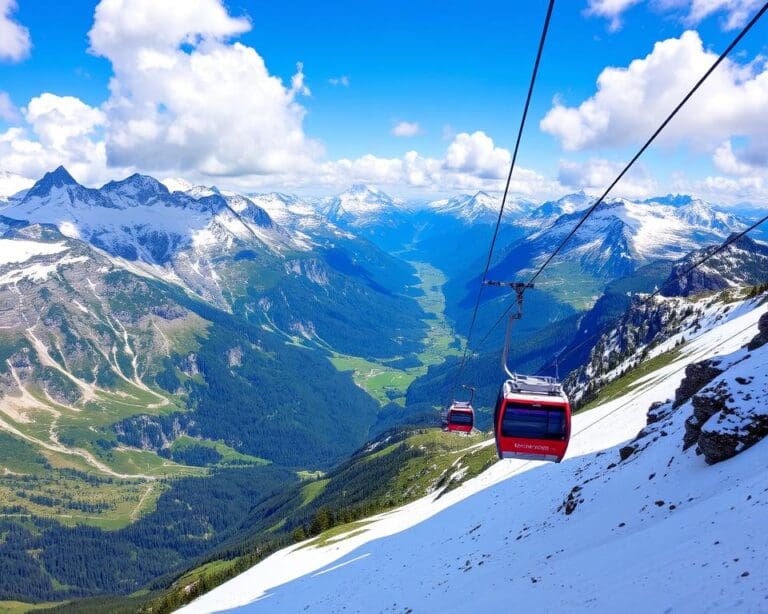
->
(215, 131), (561, 198)
(559, 157), (657, 198)
(541, 31), (768, 165)
(586, 0), (643, 31)
(88, 0), (320, 176)
(443, 131), (511, 179)
(391, 121), (422, 137)
(0, 0), (558, 199)
(713, 139), (768, 176)
(670, 173), (768, 204)
(0, 94), (108, 183)
(0, 0), (30, 62)
(328, 75), (350, 87)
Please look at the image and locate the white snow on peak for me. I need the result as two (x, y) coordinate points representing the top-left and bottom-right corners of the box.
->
(180, 298), (768, 614)
(321, 184), (403, 225)
(429, 191), (533, 223)
(161, 177), (195, 193)
(526, 197), (745, 263)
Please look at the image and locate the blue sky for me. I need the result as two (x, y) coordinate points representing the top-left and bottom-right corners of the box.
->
(0, 0), (767, 203)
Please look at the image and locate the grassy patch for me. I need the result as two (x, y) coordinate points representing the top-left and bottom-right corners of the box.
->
(170, 436), (270, 468)
(580, 346), (685, 412)
(300, 478), (330, 507)
(328, 262), (462, 406)
(532, 260), (606, 311)
(299, 520), (375, 549)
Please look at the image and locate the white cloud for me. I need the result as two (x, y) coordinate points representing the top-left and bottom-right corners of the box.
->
(0, 94), (108, 184)
(443, 131), (510, 179)
(591, 0), (764, 30)
(0, 91), (19, 121)
(0, 0), (30, 62)
(391, 121), (422, 138)
(713, 139), (768, 176)
(247, 131), (562, 197)
(671, 173), (768, 204)
(558, 157), (657, 198)
(328, 75), (350, 87)
(88, 0), (321, 176)
(541, 31), (768, 164)
(586, 0), (643, 31)
(684, 0), (764, 29)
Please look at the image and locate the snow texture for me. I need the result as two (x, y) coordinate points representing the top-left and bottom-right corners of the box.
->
(181, 301), (768, 613)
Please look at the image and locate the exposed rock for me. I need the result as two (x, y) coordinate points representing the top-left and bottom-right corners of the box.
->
(179, 353), (200, 376)
(683, 381), (730, 450)
(746, 311), (768, 351)
(619, 445), (637, 461)
(674, 359), (723, 409)
(151, 304), (186, 320)
(698, 402), (768, 465)
(647, 400), (674, 425)
(227, 346), (243, 368)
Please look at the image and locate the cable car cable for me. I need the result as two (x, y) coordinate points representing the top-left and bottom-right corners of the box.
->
(535, 212), (768, 377)
(448, 0), (556, 401)
(465, 2), (768, 361)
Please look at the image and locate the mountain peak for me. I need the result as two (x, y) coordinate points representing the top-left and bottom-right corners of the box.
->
(26, 166), (79, 197)
(103, 173), (168, 197)
(471, 190), (493, 201)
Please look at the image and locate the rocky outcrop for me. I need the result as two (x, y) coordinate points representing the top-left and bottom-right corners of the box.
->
(683, 381), (730, 451)
(673, 359), (723, 409)
(746, 311), (768, 351)
(682, 363), (768, 464)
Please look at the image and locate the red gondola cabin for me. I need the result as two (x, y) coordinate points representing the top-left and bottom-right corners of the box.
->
(443, 401), (474, 433)
(493, 374), (571, 462)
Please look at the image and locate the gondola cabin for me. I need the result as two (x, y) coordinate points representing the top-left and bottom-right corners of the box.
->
(443, 401), (474, 433)
(493, 374), (571, 462)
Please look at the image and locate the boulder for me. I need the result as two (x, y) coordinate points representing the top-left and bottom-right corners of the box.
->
(673, 359), (723, 409)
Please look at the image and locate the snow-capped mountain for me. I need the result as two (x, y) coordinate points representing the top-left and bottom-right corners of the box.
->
(180, 291), (768, 614)
(0, 167), (302, 305)
(564, 230), (768, 405)
(247, 192), (326, 235)
(320, 184), (404, 227)
(491, 196), (747, 286)
(520, 190), (593, 226)
(660, 234), (768, 297)
(428, 191), (533, 224)
(4, 167), (279, 253)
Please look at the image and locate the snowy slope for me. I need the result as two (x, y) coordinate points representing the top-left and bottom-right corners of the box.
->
(491, 196), (746, 286)
(519, 191), (593, 227)
(181, 296), (768, 614)
(428, 191), (533, 224)
(320, 184), (405, 227)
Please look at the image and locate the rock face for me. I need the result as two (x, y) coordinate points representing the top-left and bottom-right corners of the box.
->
(746, 311), (768, 351)
(676, 318), (768, 464)
(683, 380), (731, 451)
(673, 359), (723, 409)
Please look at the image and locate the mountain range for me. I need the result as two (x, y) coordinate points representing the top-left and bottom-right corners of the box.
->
(0, 166), (766, 611)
